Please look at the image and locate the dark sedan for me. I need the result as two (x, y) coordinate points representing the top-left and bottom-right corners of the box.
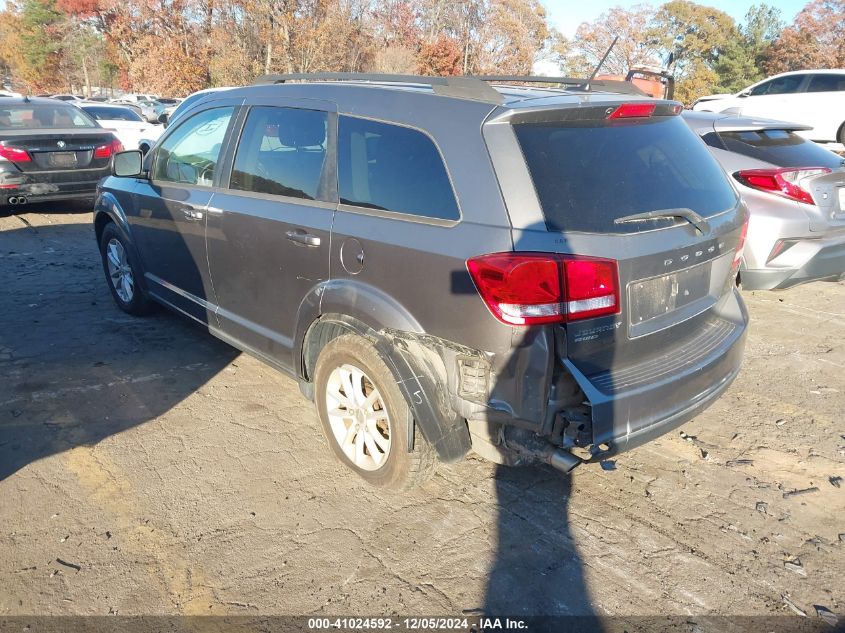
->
(0, 98), (122, 207)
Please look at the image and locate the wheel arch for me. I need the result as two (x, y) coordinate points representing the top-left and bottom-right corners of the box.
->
(93, 191), (133, 245)
(295, 278), (423, 384)
(297, 282), (471, 463)
(94, 192), (150, 296)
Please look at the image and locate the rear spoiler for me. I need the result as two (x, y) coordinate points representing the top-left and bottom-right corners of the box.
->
(712, 113), (813, 133)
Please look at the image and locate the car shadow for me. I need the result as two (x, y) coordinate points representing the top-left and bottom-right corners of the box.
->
(0, 218), (238, 481)
(483, 465), (600, 624)
(477, 222), (606, 629)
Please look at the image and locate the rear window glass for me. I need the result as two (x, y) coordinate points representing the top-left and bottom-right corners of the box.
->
(83, 106), (143, 122)
(514, 116), (738, 233)
(0, 104), (97, 129)
(338, 116), (459, 221)
(710, 129), (845, 169)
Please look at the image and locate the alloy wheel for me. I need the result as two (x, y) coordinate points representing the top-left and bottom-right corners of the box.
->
(106, 238), (134, 303)
(325, 363), (391, 471)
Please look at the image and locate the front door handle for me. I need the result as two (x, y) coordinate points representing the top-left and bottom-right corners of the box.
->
(286, 230), (321, 247)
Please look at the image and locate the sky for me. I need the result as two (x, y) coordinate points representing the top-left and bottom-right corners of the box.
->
(544, 0), (809, 38)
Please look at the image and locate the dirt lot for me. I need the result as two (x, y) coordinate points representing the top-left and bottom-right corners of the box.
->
(0, 206), (843, 626)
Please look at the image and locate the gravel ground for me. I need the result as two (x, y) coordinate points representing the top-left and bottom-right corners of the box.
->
(0, 206), (843, 627)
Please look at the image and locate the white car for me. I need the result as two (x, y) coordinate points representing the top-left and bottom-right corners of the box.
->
(78, 102), (163, 150)
(692, 70), (845, 144)
(116, 93), (158, 103)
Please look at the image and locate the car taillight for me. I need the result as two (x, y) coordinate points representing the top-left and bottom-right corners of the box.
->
(607, 103), (656, 119)
(735, 167), (831, 205)
(93, 139), (124, 159)
(732, 219), (749, 273)
(466, 253), (620, 326)
(0, 146), (32, 163)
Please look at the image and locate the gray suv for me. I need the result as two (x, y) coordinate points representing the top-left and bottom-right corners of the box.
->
(94, 74), (749, 490)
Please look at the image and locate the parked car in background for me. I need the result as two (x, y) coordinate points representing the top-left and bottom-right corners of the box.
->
(160, 87), (232, 127)
(94, 74), (748, 490)
(78, 102), (163, 151)
(117, 93), (158, 103)
(108, 100), (145, 117)
(51, 94), (86, 102)
(692, 70), (845, 144)
(684, 110), (845, 290)
(0, 97), (122, 207)
(132, 99), (165, 123)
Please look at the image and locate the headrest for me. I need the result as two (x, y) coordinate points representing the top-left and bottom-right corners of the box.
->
(277, 112), (326, 148)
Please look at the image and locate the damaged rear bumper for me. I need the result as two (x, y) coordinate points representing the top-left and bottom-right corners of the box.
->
(1, 169), (105, 205)
(455, 292), (747, 468)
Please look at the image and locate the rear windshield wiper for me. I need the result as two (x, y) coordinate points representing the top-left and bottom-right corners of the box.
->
(614, 208), (710, 234)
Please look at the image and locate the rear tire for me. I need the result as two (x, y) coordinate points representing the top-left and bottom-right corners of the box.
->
(314, 334), (436, 491)
(837, 122), (845, 146)
(99, 222), (156, 316)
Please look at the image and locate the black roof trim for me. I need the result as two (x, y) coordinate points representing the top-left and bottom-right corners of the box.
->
(251, 72), (650, 103)
(253, 72), (506, 104)
(474, 75), (648, 97)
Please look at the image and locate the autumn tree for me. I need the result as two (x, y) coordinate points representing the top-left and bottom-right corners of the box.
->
(369, 0), (420, 73)
(649, 0), (738, 102)
(417, 35), (462, 75)
(475, 0), (549, 74)
(571, 4), (661, 77)
(764, 0), (845, 73)
(1, 0), (562, 94)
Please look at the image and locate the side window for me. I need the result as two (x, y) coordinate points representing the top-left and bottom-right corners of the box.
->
(807, 74), (845, 92)
(153, 107), (233, 186)
(338, 116), (459, 221)
(750, 75), (804, 95)
(230, 106), (328, 200)
(748, 79), (774, 96)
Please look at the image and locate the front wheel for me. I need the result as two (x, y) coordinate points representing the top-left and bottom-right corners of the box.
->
(314, 334), (436, 491)
(99, 223), (156, 316)
(837, 122), (845, 146)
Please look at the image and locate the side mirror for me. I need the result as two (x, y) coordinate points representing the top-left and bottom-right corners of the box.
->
(112, 150), (143, 177)
(158, 112), (168, 125)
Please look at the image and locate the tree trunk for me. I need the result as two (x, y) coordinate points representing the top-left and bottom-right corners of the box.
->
(265, 13), (274, 74)
(82, 56), (91, 97)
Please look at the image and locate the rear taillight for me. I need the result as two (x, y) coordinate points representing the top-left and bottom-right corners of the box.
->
(93, 139), (124, 159)
(732, 219), (749, 273)
(466, 253), (620, 326)
(0, 146), (32, 163)
(735, 167), (831, 205)
(607, 103), (656, 119)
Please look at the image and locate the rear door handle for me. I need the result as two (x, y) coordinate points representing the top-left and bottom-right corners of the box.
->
(286, 230), (321, 247)
(181, 205), (204, 221)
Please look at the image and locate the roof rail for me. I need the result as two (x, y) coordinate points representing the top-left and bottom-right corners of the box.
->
(252, 72), (505, 104)
(474, 75), (648, 97)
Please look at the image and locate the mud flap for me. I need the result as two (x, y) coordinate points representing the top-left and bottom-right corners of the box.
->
(371, 336), (471, 463)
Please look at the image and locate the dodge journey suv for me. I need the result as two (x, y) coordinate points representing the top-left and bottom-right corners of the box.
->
(94, 74), (749, 490)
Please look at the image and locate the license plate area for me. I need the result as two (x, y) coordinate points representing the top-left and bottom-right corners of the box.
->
(838, 187), (845, 212)
(627, 254), (732, 339)
(48, 152), (77, 168)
